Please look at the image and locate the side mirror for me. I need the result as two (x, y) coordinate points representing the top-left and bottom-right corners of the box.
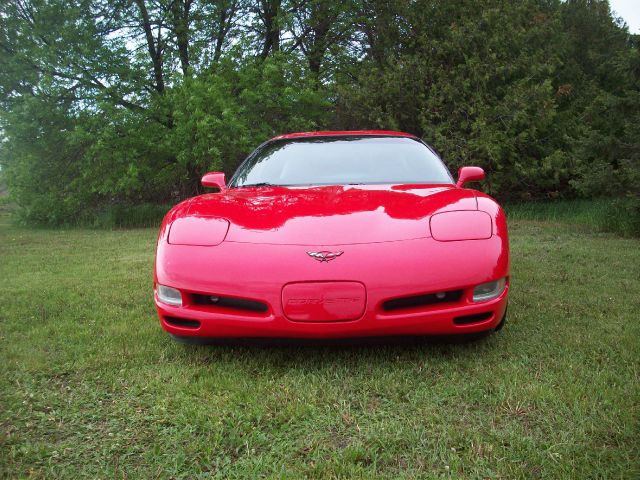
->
(201, 171), (226, 191)
(456, 166), (485, 188)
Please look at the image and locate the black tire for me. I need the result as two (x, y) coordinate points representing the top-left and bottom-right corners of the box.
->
(494, 305), (508, 332)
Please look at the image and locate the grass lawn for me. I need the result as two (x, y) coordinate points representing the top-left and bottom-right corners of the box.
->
(1, 215), (638, 478)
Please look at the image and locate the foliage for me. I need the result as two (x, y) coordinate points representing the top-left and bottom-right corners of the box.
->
(0, 0), (638, 226)
(506, 197), (640, 237)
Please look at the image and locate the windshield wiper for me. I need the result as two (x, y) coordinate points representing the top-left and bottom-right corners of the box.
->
(237, 182), (276, 188)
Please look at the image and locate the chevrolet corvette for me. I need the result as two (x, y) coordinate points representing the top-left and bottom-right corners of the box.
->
(154, 131), (509, 342)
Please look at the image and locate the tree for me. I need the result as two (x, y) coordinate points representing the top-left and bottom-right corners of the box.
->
(290, 0), (354, 80)
(0, 0), (638, 226)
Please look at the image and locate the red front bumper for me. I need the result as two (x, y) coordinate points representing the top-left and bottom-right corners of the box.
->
(154, 236), (509, 339)
(155, 287), (508, 339)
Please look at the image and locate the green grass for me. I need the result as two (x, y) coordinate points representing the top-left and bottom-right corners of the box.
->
(1, 215), (639, 478)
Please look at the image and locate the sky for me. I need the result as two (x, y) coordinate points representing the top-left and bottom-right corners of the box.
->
(609, 0), (640, 33)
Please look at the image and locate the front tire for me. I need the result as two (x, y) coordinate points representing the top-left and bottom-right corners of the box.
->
(494, 305), (508, 331)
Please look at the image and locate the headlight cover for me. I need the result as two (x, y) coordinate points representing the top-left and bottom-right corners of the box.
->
(473, 278), (506, 302)
(429, 210), (492, 241)
(156, 284), (183, 306)
(168, 216), (230, 246)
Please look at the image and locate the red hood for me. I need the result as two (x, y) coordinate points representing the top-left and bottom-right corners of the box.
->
(183, 184), (477, 245)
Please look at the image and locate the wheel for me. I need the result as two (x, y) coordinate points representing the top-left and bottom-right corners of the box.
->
(494, 305), (508, 331)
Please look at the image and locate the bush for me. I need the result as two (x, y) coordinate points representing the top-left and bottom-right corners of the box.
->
(506, 198), (640, 237)
(90, 203), (175, 229)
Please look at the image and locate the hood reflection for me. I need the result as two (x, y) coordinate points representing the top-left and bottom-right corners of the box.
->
(183, 185), (477, 245)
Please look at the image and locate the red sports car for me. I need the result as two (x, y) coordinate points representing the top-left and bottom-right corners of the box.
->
(154, 131), (509, 343)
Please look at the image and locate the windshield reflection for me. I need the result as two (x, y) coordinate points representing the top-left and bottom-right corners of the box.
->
(231, 137), (453, 187)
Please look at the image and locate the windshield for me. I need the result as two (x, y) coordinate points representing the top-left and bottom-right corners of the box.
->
(230, 136), (453, 187)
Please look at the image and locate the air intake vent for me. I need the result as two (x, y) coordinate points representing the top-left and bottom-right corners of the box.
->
(383, 290), (463, 312)
(191, 294), (268, 313)
(165, 316), (200, 328)
(453, 312), (493, 325)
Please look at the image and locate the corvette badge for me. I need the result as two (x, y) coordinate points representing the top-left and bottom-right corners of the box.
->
(307, 251), (343, 262)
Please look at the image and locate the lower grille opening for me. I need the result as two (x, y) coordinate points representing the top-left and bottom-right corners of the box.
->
(165, 316), (201, 328)
(453, 312), (493, 325)
(383, 290), (463, 312)
(191, 294), (268, 313)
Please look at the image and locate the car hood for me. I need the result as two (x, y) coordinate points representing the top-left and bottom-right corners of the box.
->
(183, 184), (477, 245)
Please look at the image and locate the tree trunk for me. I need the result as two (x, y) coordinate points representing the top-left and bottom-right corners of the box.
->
(260, 0), (281, 59)
(212, 1), (239, 63)
(134, 0), (165, 93)
(172, 0), (192, 76)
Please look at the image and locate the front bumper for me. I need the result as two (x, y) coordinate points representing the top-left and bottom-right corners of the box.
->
(154, 235), (509, 339)
(156, 289), (508, 339)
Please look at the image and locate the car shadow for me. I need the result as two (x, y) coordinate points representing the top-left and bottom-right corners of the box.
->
(172, 332), (494, 348)
(164, 331), (502, 374)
